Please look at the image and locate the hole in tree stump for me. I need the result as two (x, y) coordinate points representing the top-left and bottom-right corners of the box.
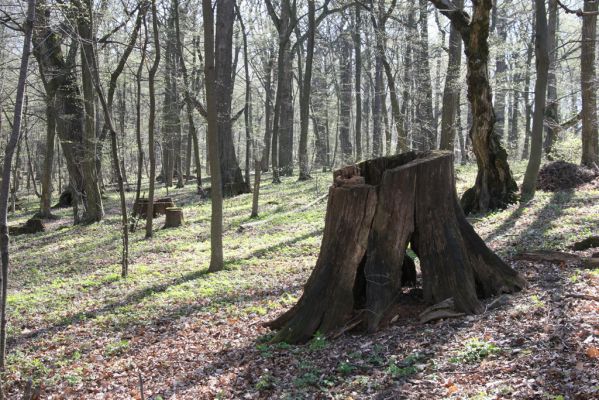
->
(266, 151), (526, 344)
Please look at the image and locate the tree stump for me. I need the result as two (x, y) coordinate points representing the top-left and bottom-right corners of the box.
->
(9, 218), (45, 235)
(266, 151), (526, 343)
(164, 207), (184, 228)
(133, 197), (175, 218)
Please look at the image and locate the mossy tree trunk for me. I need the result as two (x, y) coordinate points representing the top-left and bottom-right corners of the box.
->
(430, 0), (517, 215)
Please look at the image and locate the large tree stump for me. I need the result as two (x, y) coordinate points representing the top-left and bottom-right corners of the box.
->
(267, 151), (525, 343)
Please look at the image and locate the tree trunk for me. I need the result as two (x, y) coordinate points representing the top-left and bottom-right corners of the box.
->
(0, 0), (36, 370)
(298, 0), (316, 181)
(492, 3), (508, 142)
(543, 0), (559, 159)
(580, 0), (598, 167)
(134, 25), (148, 212)
(354, 6), (363, 161)
(339, 28), (353, 165)
(211, 0), (249, 196)
(261, 51), (274, 172)
(173, 0), (202, 193)
(38, 99), (56, 218)
(521, 0), (549, 200)
(439, 0), (463, 151)
(145, 0), (161, 238)
(431, 0), (517, 214)
(77, 0), (104, 223)
(267, 151), (525, 344)
(521, 21), (535, 160)
(416, 0), (436, 150)
(203, 0), (226, 272)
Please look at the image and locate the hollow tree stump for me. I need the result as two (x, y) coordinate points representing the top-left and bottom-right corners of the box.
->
(164, 207), (184, 228)
(266, 151), (526, 344)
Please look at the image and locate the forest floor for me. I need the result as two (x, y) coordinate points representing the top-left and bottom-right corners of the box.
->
(2, 162), (598, 399)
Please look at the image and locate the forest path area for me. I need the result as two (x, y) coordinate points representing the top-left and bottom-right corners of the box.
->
(3, 163), (598, 399)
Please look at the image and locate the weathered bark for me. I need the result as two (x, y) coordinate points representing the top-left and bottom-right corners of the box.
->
(580, 0), (598, 167)
(521, 0), (549, 200)
(430, 0), (518, 214)
(0, 0), (35, 370)
(266, 151), (525, 344)
(439, 0), (463, 151)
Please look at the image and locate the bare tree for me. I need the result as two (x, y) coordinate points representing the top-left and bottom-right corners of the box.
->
(0, 0), (36, 371)
(521, 0), (549, 199)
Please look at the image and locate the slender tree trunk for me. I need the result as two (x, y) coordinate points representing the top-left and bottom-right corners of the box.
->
(354, 6), (362, 160)
(173, 0), (202, 192)
(261, 52), (274, 172)
(0, 0), (35, 370)
(39, 99), (56, 217)
(439, 0), (463, 151)
(492, 3), (508, 142)
(521, 0), (549, 199)
(580, 0), (598, 167)
(203, 0), (225, 272)
(134, 26), (148, 210)
(145, 0), (161, 238)
(417, 0), (435, 150)
(237, 4), (253, 186)
(508, 64), (520, 154)
(521, 22), (535, 160)
(339, 27), (353, 165)
(298, 1), (315, 180)
(543, 0), (559, 159)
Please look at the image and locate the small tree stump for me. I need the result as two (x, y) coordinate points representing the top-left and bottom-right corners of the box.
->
(164, 207), (184, 228)
(9, 218), (45, 235)
(133, 197), (175, 218)
(266, 151), (526, 343)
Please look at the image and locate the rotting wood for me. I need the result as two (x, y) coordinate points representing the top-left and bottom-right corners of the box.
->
(266, 151), (525, 344)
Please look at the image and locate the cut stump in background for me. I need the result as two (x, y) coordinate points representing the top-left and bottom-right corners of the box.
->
(266, 151), (526, 344)
(164, 207), (184, 228)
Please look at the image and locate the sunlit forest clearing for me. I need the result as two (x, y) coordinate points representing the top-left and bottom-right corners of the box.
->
(1, 162), (598, 398)
(1, 0), (599, 398)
